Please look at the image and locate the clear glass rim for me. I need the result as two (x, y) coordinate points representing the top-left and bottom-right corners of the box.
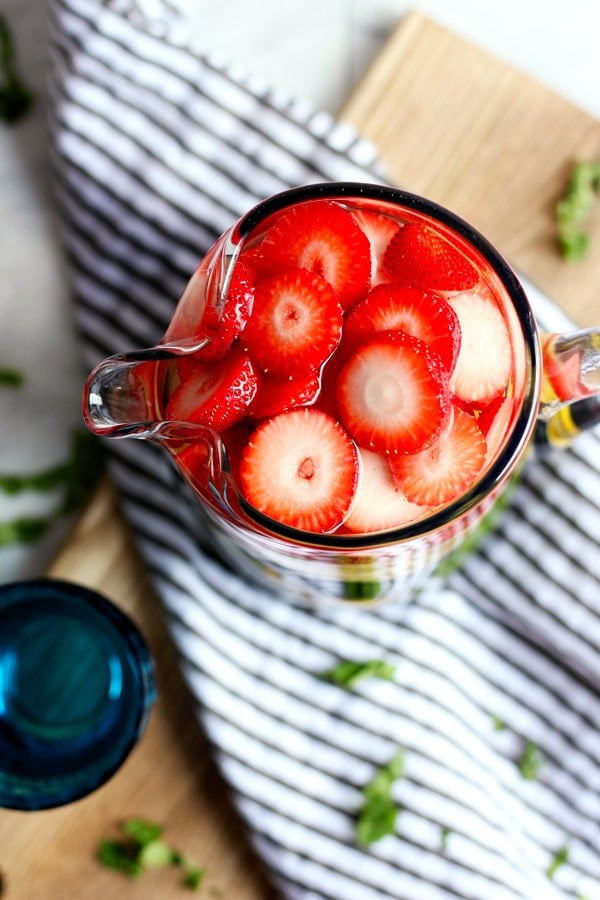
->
(233, 182), (541, 550)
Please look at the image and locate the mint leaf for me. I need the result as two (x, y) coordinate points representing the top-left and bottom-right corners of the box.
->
(320, 658), (396, 688)
(546, 845), (569, 880)
(556, 160), (600, 261)
(517, 740), (543, 780)
(356, 751), (404, 846)
(122, 817), (162, 846)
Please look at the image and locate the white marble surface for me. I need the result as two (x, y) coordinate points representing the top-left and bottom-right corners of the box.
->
(1, 0), (599, 582)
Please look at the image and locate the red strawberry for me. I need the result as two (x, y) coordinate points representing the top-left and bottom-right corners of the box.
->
(344, 448), (426, 534)
(336, 332), (451, 455)
(352, 207), (400, 286)
(448, 292), (511, 404)
(241, 267), (342, 378)
(239, 408), (359, 533)
(383, 222), (479, 291)
(255, 199), (371, 309)
(344, 284), (461, 372)
(389, 406), (487, 506)
(194, 255), (255, 360)
(166, 347), (258, 431)
(475, 396), (516, 462)
(247, 370), (321, 419)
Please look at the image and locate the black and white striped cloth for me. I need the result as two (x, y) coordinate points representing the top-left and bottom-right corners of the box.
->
(48, 1), (600, 897)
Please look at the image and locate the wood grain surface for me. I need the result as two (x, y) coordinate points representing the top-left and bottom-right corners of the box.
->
(1, 11), (599, 899)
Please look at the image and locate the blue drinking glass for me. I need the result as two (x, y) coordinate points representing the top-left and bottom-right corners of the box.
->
(0, 578), (156, 810)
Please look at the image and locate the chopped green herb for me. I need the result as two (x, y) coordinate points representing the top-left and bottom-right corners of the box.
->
(97, 818), (203, 890)
(556, 160), (600, 261)
(0, 430), (104, 548)
(546, 844), (569, 880)
(517, 739), (543, 780)
(440, 826), (451, 852)
(320, 658), (396, 688)
(0, 15), (34, 124)
(122, 817), (162, 846)
(492, 714), (505, 732)
(356, 751), (404, 846)
(0, 462), (70, 495)
(0, 514), (52, 547)
(0, 367), (23, 388)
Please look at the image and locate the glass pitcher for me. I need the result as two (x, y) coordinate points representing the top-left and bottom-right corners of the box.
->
(82, 183), (600, 605)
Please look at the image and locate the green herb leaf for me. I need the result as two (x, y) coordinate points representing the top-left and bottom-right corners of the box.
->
(491, 714), (505, 732)
(59, 430), (105, 514)
(122, 817), (162, 847)
(556, 160), (600, 261)
(0, 367), (24, 388)
(320, 658), (396, 688)
(546, 844), (569, 880)
(139, 839), (176, 869)
(183, 866), (205, 890)
(440, 826), (451, 852)
(356, 751), (404, 846)
(97, 819), (203, 890)
(517, 739), (543, 780)
(97, 840), (143, 878)
(0, 514), (52, 547)
(0, 463), (70, 496)
(0, 15), (34, 124)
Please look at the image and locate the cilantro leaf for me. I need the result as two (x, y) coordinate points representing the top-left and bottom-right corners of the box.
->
(320, 658), (396, 688)
(122, 817), (162, 846)
(0, 15), (34, 124)
(556, 160), (600, 261)
(356, 751), (404, 846)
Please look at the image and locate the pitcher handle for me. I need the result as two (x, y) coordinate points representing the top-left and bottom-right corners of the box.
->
(538, 328), (600, 446)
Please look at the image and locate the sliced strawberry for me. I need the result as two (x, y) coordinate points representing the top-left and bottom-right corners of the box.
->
(166, 347), (257, 431)
(383, 222), (479, 291)
(344, 284), (461, 372)
(389, 406), (487, 506)
(247, 370), (321, 419)
(239, 408), (359, 533)
(194, 255), (255, 360)
(352, 207), (400, 286)
(475, 396), (516, 462)
(255, 199), (371, 310)
(336, 332), (451, 455)
(344, 448), (426, 534)
(449, 292), (512, 404)
(241, 267), (342, 378)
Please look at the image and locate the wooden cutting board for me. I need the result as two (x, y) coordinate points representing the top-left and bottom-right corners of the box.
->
(2, 12), (599, 899)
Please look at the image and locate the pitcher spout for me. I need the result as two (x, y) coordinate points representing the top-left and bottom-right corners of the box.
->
(83, 350), (170, 439)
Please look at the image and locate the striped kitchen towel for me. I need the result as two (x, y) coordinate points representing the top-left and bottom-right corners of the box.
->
(48, 1), (600, 897)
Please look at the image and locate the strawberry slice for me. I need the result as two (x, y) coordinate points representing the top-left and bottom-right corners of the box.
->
(195, 255), (255, 360)
(475, 396), (516, 462)
(247, 370), (321, 419)
(383, 222), (479, 291)
(166, 347), (258, 431)
(239, 408), (359, 533)
(336, 332), (451, 455)
(389, 406), (487, 506)
(448, 292), (512, 404)
(344, 448), (426, 534)
(344, 284), (461, 372)
(352, 207), (400, 286)
(255, 199), (371, 309)
(241, 267), (342, 378)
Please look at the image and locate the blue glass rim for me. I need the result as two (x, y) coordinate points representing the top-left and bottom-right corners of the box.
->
(232, 181), (541, 549)
(0, 578), (156, 811)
